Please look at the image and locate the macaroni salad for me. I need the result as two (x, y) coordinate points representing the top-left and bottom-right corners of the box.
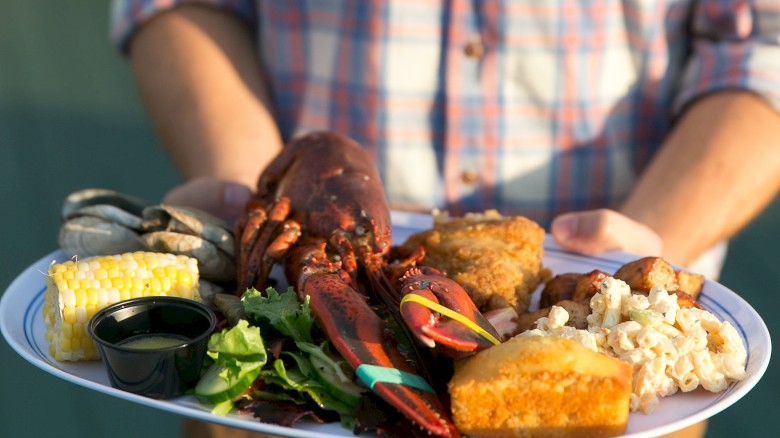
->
(520, 277), (747, 413)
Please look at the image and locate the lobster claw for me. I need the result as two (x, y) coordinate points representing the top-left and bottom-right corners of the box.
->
(399, 267), (502, 357)
(291, 244), (460, 438)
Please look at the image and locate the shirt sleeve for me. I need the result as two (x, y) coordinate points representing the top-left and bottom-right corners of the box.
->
(110, 0), (257, 55)
(673, 0), (780, 115)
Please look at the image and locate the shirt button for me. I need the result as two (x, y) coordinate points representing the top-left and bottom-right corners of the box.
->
(461, 170), (480, 185)
(463, 38), (484, 59)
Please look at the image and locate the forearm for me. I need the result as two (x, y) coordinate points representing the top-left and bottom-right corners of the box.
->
(621, 91), (780, 266)
(128, 4), (282, 189)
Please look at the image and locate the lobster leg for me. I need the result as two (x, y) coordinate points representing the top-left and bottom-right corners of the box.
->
(291, 245), (459, 438)
(236, 209), (266, 292)
(399, 267), (502, 356)
(237, 197), (301, 293)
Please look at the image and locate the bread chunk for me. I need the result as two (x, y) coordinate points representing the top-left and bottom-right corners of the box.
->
(449, 336), (632, 438)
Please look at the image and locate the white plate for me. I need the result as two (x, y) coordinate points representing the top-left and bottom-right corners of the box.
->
(0, 212), (771, 438)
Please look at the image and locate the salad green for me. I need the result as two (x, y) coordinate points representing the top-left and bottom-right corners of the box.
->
(194, 287), (367, 424)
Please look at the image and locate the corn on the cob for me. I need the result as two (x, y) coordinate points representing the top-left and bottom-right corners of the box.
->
(44, 251), (201, 361)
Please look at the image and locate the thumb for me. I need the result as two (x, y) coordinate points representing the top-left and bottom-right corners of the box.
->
(163, 177), (253, 224)
(550, 209), (662, 257)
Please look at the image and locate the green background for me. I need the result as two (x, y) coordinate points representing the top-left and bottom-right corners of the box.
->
(0, 1), (777, 437)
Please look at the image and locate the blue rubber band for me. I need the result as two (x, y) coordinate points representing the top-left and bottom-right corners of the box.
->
(356, 364), (435, 394)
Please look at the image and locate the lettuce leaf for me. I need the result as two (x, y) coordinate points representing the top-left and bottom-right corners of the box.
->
(242, 287), (363, 416)
(207, 319), (267, 363)
(242, 287), (315, 343)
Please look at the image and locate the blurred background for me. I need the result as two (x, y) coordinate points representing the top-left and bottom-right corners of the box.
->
(0, 1), (777, 437)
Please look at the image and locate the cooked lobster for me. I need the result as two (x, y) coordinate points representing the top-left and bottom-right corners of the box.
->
(235, 131), (499, 437)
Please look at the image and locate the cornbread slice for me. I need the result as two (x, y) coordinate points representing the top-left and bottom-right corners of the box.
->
(449, 336), (632, 438)
(43, 251), (201, 361)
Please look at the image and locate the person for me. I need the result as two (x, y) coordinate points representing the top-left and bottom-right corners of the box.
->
(110, 1), (780, 437)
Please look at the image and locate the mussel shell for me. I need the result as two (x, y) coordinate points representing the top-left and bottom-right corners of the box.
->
(140, 231), (236, 282)
(58, 216), (146, 259)
(61, 188), (152, 220)
(65, 204), (145, 230)
(142, 205), (235, 256)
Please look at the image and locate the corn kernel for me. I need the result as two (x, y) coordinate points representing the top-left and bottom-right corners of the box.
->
(149, 277), (162, 294)
(177, 284), (193, 300)
(61, 323), (73, 339)
(74, 289), (87, 307)
(88, 290), (99, 306)
(63, 307), (77, 324)
(62, 289), (76, 307)
(146, 255), (161, 270)
(108, 288), (120, 303)
(125, 258), (138, 270)
(76, 306), (88, 323)
(177, 270), (192, 286)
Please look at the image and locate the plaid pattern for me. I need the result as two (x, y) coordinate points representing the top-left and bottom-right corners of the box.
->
(112, 0), (780, 228)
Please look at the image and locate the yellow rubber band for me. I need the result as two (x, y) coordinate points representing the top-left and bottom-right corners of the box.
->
(400, 294), (501, 346)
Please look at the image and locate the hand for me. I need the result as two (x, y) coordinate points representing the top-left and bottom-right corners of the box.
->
(550, 209), (663, 258)
(162, 177), (253, 224)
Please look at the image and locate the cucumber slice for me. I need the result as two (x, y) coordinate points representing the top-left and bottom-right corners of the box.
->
(194, 360), (264, 404)
(309, 354), (365, 408)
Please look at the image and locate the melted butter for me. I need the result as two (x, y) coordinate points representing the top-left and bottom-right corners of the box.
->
(117, 334), (188, 350)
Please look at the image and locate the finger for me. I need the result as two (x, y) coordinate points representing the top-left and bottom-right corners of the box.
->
(163, 177), (253, 224)
(550, 209), (663, 257)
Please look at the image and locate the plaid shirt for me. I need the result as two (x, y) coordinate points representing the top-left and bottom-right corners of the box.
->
(112, 0), (780, 229)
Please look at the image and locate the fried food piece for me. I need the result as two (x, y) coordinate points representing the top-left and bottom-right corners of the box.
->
(449, 336), (632, 438)
(572, 270), (610, 302)
(401, 210), (545, 313)
(613, 256), (678, 292)
(540, 269), (610, 308)
(539, 273), (580, 308)
(676, 270), (705, 300)
(558, 300), (591, 329)
(612, 256), (706, 307)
